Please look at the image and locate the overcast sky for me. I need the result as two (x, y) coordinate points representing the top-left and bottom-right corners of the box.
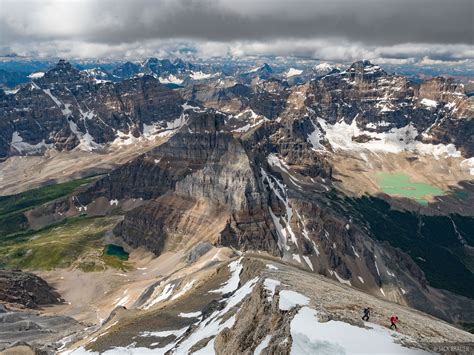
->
(0, 0), (472, 64)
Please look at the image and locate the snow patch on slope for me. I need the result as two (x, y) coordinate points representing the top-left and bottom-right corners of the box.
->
(318, 117), (462, 159)
(286, 68), (303, 78)
(291, 307), (429, 354)
(190, 71), (215, 80)
(279, 290), (309, 311)
(28, 72), (45, 79)
(10, 131), (52, 154)
(158, 74), (183, 85)
(210, 258), (243, 294)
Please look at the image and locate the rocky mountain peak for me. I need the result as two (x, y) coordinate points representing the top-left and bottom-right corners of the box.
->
(35, 59), (87, 86)
(112, 61), (140, 79)
(312, 62), (339, 77)
(260, 63), (273, 73)
(347, 59), (386, 78)
(143, 57), (176, 74)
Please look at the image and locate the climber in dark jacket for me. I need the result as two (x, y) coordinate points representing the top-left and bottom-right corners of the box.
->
(362, 307), (371, 321)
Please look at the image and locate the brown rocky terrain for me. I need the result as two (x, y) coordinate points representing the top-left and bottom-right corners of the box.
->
(0, 270), (62, 309)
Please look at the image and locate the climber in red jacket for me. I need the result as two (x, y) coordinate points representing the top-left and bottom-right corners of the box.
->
(390, 315), (399, 330)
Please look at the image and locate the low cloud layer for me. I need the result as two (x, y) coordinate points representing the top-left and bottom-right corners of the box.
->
(0, 0), (472, 63)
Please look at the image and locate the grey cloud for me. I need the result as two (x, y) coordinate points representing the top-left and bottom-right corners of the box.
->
(0, 0), (472, 62)
(1, 0), (472, 45)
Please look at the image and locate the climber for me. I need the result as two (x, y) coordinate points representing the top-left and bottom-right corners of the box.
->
(362, 307), (371, 321)
(390, 315), (399, 330)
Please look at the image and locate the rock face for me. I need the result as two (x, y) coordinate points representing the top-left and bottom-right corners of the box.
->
(0, 270), (62, 308)
(80, 110), (281, 255)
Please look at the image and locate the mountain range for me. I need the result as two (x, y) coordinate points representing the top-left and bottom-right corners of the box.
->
(0, 58), (473, 354)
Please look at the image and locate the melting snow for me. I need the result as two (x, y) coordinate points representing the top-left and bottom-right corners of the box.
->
(68, 120), (101, 152)
(139, 326), (188, 338)
(173, 277), (258, 354)
(420, 98), (438, 108)
(10, 131), (52, 154)
(179, 311), (202, 318)
(158, 74), (183, 85)
(210, 258), (243, 294)
(143, 283), (175, 310)
(279, 290), (310, 311)
(171, 280), (195, 300)
(358, 276), (365, 284)
(375, 261), (381, 277)
(302, 256), (314, 271)
(266, 264), (278, 270)
(351, 245), (360, 258)
(190, 71), (215, 80)
(264, 278), (281, 300)
(261, 167), (298, 251)
(254, 334), (272, 354)
(307, 120), (325, 150)
(292, 254), (302, 263)
(43, 89), (63, 108)
(333, 271), (352, 286)
(182, 103), (201, 111)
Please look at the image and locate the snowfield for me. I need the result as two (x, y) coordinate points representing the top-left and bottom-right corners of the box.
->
(318, 117), (462, 159)
(291, 307), (430, 354)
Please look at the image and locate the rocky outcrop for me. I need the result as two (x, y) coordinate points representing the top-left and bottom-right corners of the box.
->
(0, 309), (81, 353)
(214, 281), (292, 354)
(0, 270), (62, 308)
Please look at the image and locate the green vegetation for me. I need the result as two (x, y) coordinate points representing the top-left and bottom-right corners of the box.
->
(377, 172), (444, 205)
(0, 176), (132, 272)
(343, 195), (474, 299)
(0, 216), (127, 271)
(0, 176), (98, 236)
(0, 176), (98, 216)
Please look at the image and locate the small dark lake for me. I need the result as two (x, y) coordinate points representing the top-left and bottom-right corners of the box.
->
(103, 244), (129, 260)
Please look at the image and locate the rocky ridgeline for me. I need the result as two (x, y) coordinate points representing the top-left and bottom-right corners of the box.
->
(1, 59), (472, 159)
